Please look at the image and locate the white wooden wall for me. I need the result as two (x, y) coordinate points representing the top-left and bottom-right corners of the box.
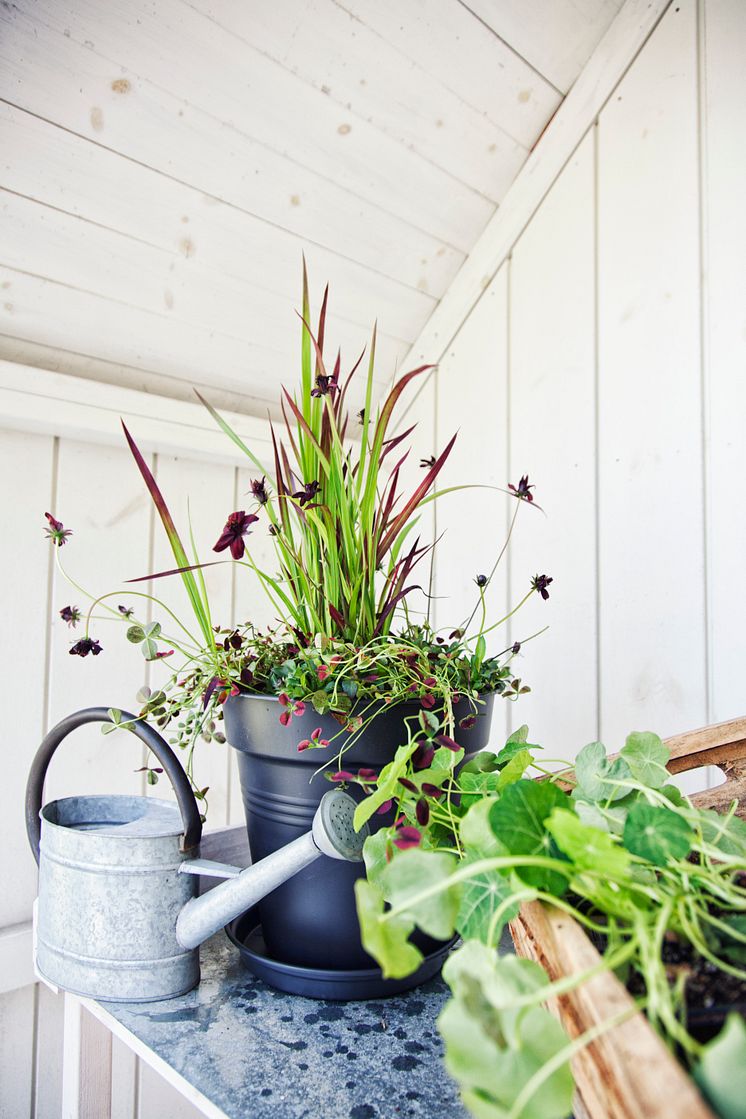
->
(0, 382), (276, 1117)
(407, 0), (745, 765)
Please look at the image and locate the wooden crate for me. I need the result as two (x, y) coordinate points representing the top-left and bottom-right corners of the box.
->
(509, 716), (746, 1119)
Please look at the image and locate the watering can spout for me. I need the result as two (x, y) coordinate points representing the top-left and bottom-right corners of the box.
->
(175, 790), (368, 951)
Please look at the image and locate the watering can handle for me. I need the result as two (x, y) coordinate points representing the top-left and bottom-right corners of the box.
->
(25, 707), (203, 863)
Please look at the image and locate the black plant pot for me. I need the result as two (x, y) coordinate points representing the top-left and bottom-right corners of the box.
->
(223, 691), (495, 974)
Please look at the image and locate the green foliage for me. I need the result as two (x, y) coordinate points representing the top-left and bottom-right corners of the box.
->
(694, 1014), (746, 1119)
(622, 803), (693, 866)
(620, 731), (670, 788)
(439, 943), (574, 1119)
(574, 740), (632, 803)
(489, 781), (570, 896)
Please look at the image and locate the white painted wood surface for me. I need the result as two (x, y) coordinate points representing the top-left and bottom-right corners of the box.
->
(597, 0), (705, 744)
(433, 267), (511, 747)
(0, 0), (619, 419)
(508, 132), (597, 756)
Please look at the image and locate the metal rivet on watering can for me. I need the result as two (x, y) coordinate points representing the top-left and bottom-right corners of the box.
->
(26, 709), (368, 1002)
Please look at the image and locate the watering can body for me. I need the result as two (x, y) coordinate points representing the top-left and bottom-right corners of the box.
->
(27, 709), (366, 1002)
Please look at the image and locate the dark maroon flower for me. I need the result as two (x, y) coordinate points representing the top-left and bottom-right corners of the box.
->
(392, 826), (421, 850)
(268, 524), (279, 536)
(293, 480), (321, 507)
(421, 693), (435, 710)
(421, 783), (444, 798)
(449, 629), (463, 640)
(69, 637), (103, 657)
(357, 408), (365, 425)
(419, 455), (436, 469)
(250, 476), (269, 504)
(240, 667), (254, 687)
(118, 604), (134, 619)
(311, 371), (338, 398)
(415, 799), (430, 827)
(213, 511), (259, 560)
(59, 605), (81, 627)
(436, 734), (461, 753)
(531, 573), (553, 601)
(475, 574), (488, 587)
(398, 777), (418, 793)
(508, 475), (535, 503)
(412, 742), (435, 770)
(459, 715), (477, 730)
(44, 512), (72, 547)
(512, 642), (522, 654)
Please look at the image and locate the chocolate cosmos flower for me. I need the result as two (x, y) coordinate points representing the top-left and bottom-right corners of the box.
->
(311, 372), (338, 398)
(250, 477), (269, 505)
(60, 605), (81, 627)
(293, 481), (321, 507)
(44, 512), (72, 547)
(419, 455), (436, 469)
(69, 637), (103, 657)
(531, 573), (553, 601)
(213, 511), (259, 560)
(509, 475), (535, 503)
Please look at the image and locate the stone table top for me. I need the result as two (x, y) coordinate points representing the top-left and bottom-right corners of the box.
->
(95, 929), (470, 1119)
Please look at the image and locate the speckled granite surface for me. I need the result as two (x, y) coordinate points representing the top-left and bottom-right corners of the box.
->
(102, 931), (470, 1119)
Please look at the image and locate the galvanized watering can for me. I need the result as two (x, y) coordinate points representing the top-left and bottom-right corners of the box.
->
(26, 708), (368, 1002)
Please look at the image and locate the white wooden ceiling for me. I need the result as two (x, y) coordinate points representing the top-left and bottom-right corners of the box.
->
(0, 0), (623, 416)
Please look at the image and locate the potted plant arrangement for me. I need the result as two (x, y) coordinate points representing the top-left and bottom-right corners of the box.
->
(355, 721), (746, 1119)
(47, 267), (552, 997)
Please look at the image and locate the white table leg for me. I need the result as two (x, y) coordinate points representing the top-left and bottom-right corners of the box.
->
(62, 994), (112, 1119)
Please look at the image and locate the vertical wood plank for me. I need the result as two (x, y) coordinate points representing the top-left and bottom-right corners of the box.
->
(0, 984), (35, 1118)
(0, 430), (55, 928)
(434, 268), (510, 747)
(597, 0), (706, 744)
(508, 132), (597, 760)
(701, 0), (746, 723)
(34, 984), (66, 1119)
(79, 1007), (112, 1119)
(45, 440), (151, 806)
(137, 1062), (204, 1119)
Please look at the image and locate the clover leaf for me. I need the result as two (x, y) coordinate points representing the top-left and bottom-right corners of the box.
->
(622, 803), (693, 866)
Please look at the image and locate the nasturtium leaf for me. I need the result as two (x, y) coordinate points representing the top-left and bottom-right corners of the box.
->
(456, 854), (519, 944)
(489, 780), (571, 896)
(622, 803), (693, 866)
(354, 879), (423, 979)
(460, 798), (507, 857)
(353, 741), (417, 829)
(715, 915), (746, 965)
(546, 808), (631, 879)
(697, 810), (746, 859)
(361, 830), (389, 889)
(620, 731), (670, 789)
(574, 741), (632, 803)
(381, 849), (461, 940)
(694, 1014), (746, 1119)
(462, 751), (501, 775)
(440, 943), (574, 1119)
(659, 783), (687, 808)
(573, 795), (630, 836)
(459, 751), (531, 808)
(494, 725), (542, 767)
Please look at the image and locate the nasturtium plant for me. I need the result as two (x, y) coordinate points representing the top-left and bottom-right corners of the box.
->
(357, 725), (746, 1119)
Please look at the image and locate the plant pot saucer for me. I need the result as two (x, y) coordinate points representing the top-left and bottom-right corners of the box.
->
(225, 908), (455, 1001)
